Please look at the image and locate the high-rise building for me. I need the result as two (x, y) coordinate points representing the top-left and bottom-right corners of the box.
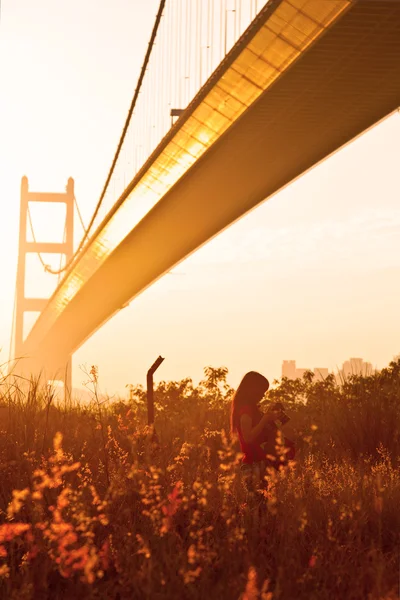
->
(363, 362), (374, 376)
(314, 368), (329, 381)
(340, 357), (375, 379)
(296, 368), (307, 379)
(342, 360), (351, 377)
(282, 360), (329, 381)
(350, 358), (363, 373)
(282, 357), (377, 384)
(282, 360), (296, 380)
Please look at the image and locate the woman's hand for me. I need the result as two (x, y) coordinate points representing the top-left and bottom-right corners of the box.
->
(240, 409), (283, 444)
(262, 409), (281, 425)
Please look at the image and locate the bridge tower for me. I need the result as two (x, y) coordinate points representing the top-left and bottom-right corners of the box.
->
(14, 176), (74, 394)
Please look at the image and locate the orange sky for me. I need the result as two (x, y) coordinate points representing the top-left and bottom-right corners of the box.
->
(1, 0), (400, 395)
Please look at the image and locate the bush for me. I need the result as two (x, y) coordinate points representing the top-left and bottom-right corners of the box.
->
(0, 363), (397, 599)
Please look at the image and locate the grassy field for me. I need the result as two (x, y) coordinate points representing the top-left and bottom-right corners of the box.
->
(0, 362), (398, 599)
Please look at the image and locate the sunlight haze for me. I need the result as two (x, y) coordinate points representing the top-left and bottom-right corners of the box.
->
(1, 0), (400, 395)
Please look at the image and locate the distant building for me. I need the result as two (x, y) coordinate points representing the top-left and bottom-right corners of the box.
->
(296, 368), (307, 379)
(340, 357), (375, 379)
(314, 368), (329, 381)
(363, 362), (374, 376)
(282, 360), (329, 381)
(282, 357), (377, 384)
(282, 360), (296, 380)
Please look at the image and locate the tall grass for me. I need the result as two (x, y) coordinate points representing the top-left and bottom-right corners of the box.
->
(0, 362), (398, 599)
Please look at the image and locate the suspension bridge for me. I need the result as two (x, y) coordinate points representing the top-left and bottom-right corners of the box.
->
(10, 0), (400, 385)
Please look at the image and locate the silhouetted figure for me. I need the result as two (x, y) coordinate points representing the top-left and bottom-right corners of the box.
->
(231, 371), (295, 490)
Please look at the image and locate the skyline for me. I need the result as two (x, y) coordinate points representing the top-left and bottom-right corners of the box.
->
(281, 356), (381, 383)
(1, 1), (400, 394)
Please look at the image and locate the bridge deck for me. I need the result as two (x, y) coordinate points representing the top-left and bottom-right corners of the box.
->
(20, 0), (400, 376)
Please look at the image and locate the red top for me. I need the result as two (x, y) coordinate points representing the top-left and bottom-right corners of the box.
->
(237, 404), (270, 464)
(237, 404), (296, 466)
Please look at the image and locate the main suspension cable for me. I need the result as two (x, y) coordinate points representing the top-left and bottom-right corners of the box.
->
(26, 205), (51, 273)
(74, 195), (87, 233)
(43, 0), (167, 276)
(27, 197), (87, 275)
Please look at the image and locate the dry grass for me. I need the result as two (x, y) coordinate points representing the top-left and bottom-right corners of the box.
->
(0, 363), (398, 599)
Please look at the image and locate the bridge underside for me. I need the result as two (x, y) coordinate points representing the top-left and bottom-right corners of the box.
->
(20, 0), (400, 379)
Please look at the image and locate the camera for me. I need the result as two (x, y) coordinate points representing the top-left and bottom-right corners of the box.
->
(271, 402), (290, 426)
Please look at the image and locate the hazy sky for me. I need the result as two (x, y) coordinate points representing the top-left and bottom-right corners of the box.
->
(1, 1), (400, 396)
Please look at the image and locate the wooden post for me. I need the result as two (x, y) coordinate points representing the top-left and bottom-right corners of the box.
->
(146, 355), (165, 426)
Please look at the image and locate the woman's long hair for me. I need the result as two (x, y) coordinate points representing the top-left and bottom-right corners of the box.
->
(230, 371), (270, 434)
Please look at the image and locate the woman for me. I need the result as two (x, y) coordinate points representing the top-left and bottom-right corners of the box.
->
(231, 371), (295, 486)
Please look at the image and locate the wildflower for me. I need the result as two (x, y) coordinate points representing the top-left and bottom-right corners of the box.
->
(0, 523), (31, 543)
(187, 545), (196, 565)
(0, 565), (10, 578)
(53, 432), (63, 453)
(182, 566), (202, 584)
(242, 566), (258, 600)
(90, 365), (98, 384)
(161, 481), (182, 535)
(309, 555), (317, 568)
(136, 535), (151, 559)
(7, 488), (30, 518)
